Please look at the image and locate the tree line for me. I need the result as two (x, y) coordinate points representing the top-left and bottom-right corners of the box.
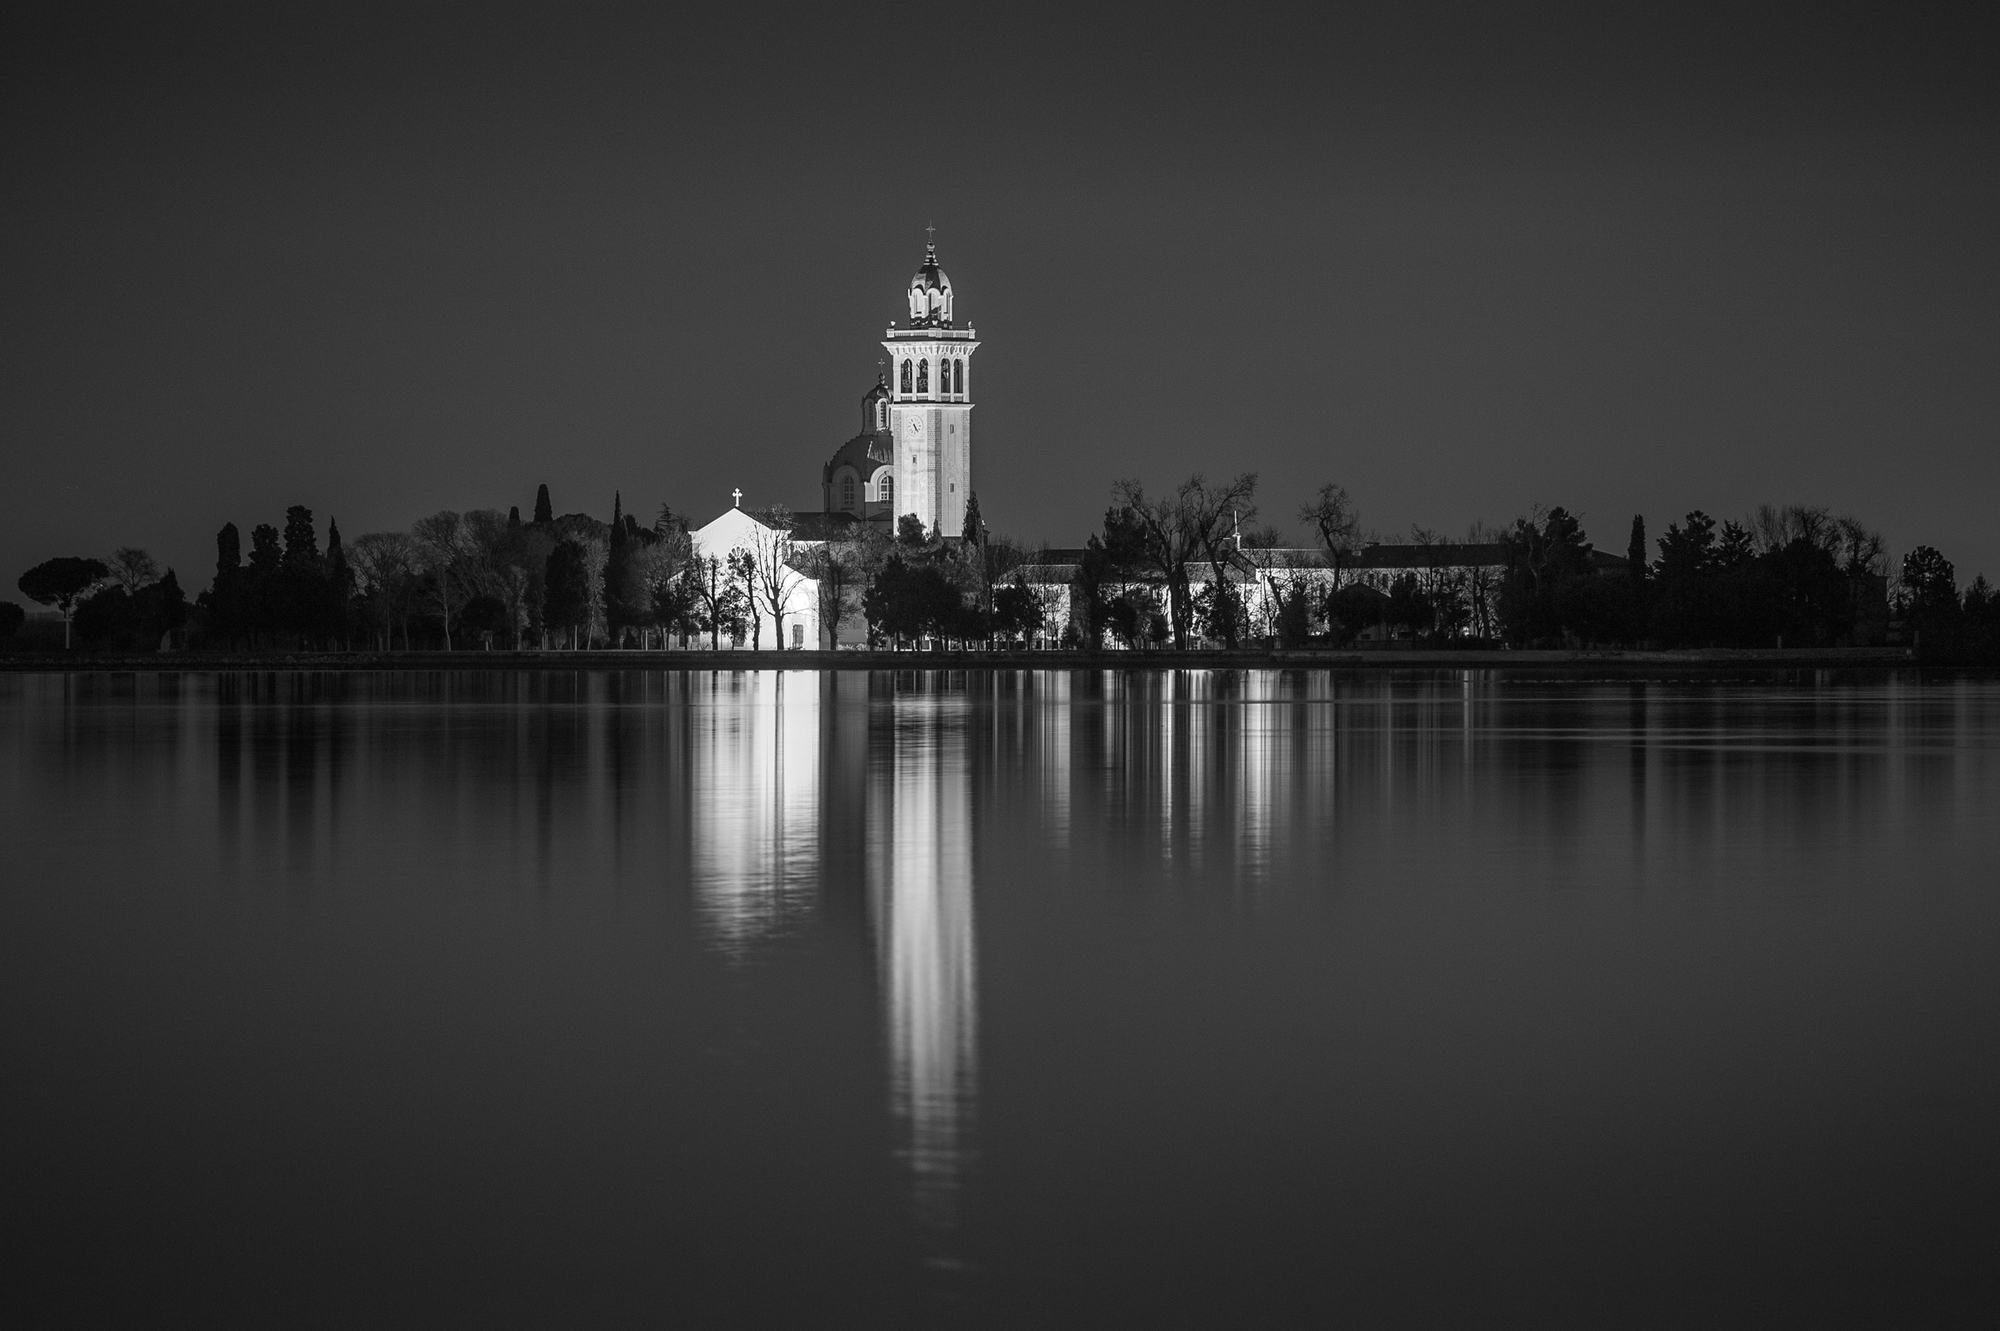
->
(4, 485), (1049, 654)
(6, 476), (1997, 661)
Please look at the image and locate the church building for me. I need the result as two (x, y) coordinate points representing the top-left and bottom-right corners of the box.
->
(819, 234), (979, 540)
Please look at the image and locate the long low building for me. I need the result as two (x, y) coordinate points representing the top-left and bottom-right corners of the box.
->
(1007, 541), (1631, 646)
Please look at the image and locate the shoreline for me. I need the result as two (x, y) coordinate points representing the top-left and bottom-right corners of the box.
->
(0, 645), (1958, 676)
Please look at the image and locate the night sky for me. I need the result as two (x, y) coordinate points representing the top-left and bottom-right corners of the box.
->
(4, 3), (1995, 588)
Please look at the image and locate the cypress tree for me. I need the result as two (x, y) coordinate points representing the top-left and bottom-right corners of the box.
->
(206, 523), (244, 647)
(1627, 515), (1648, 580)
(508, 505), (522, 529)
(215, 523), (241, 581)
(249, 524), (282, 573)
(533, 484), (553, 525)
(282, 506), (319, 568)
(326, 518), (353, 645)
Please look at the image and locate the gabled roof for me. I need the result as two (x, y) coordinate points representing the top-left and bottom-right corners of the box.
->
(785, 511), (875, 542)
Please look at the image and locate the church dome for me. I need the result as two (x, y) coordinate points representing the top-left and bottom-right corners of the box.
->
(907, 237), (953, 327)
(861, 372), (890, 431)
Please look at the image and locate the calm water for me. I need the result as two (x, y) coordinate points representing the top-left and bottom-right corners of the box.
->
(4, 669), (1996, 1326)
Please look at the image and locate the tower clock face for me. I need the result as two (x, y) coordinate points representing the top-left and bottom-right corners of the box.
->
(906, 418), (922, 437)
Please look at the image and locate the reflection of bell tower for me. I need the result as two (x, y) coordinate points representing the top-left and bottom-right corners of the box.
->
(883, 230), (979, 540)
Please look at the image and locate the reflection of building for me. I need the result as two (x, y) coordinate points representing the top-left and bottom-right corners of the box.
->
(870, 687), (978, 1227)
(688, 673), (822, 953)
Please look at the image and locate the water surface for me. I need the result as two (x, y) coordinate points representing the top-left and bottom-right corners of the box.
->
(4, 669), (1996, 1326)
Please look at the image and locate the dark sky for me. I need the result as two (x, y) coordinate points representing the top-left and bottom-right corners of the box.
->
(4, 2), (1996, 588)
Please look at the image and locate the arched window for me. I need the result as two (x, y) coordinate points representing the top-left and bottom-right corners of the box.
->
(916, 359), (928, 394)
(879, 472), (894, 506)
(953, 358), (964, 395)
(840, 474), (856, 510)
(900, 360), (912, 395)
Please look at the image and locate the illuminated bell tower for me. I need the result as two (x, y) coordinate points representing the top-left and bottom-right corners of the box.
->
(883, 231), (979, 540)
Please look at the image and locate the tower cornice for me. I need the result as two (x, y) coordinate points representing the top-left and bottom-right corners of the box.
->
(886, 326), (977, 341)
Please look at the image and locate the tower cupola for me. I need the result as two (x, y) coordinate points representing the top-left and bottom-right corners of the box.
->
(907, 234), (953, 327)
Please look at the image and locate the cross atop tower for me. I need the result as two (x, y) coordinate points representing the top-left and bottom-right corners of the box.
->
(926, 222), (936, 252)
(732, 487), (742, 508)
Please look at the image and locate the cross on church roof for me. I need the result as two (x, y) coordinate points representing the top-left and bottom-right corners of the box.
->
(732, 487), (742, 508)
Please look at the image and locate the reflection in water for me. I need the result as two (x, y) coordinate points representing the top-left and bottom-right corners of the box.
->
(871, 681), (977, 1230)
(688, 672), (822, 956)
(680, 670), (979, 1227)
(7, 669), (1999, 1324)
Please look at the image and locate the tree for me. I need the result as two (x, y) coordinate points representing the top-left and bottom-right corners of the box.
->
(796, 537), (862, 650)
(543, 539), (591, 648)
(1300, 482), (1363, 589)
(1626, 516), (1647, 583)
(1496, 507), (1599, 646)
(108, 547), (160, 594)
(686, 553), (748, 650)
(196, 523), (247, 647)
(348, 532), (423, 650)
(1112, 471), (1258, 649)
(963, 491), (985, 547)
(991, 580), (1044, 643)
(1327, 584), (1383, 645)
(18, 557), (109, 647)
(627, 511), (693, 648)
(1073, 530), (1131, 649)
(1899, 545), (1959, 638)
(324, 518), (354, 646)
(79, 569), (190, 650)
(533, 483), (554, 526)
(1272, 577), (1313, 648)
(0, 601), (23, 640)
(862, 554), (962, 646)
(282, 505), (320, 569)
(579, 538), (609, 646)
(460, 594), (510, 648)
(726, 548), (759, 648)
(411, 511), (477, 649)
(604, 491), (651, 646)
(742, 506), (809, 650)
(461, 508), (549, 649)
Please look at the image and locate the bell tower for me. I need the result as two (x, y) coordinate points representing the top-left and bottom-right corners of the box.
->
(883, 230), (979, 539)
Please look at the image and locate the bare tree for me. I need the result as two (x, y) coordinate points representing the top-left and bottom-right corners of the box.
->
(1112, 472), (1258, 649)
(1300, 482), (1363, 589)
(411, 511), (477, 650)
(348, 532), (423, 650)
(742, 510), (810, 650)
(1835, 515), (1888, 576)
(579, 537), (608, 647)
(1464, 522), (1503, 639)
(108, 547), (161, 594)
